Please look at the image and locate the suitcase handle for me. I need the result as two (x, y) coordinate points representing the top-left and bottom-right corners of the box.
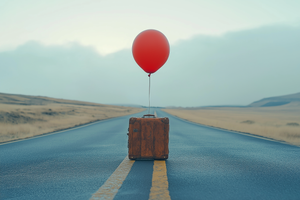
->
(142, 114), (156, 118)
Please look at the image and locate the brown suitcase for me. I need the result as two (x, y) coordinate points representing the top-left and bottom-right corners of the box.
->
(127, 114), (169, 160)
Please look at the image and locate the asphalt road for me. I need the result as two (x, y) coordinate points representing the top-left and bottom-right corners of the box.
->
(1, 109), (300, 200)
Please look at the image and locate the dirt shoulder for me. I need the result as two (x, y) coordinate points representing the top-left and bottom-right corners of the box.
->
(163, 105), (300, 146)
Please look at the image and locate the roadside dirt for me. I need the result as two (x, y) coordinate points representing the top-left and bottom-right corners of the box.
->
(0, 93), (144, 143)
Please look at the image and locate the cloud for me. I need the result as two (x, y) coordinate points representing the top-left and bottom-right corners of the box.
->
(0, 41), (148, 104)
(158, 24), (300, 106)
(1, 24), (300, 107)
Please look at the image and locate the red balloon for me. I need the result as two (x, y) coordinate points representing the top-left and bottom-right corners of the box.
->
(132, 29), (170, 74)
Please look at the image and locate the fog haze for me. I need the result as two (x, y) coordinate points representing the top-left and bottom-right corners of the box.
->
(1, 0), (300, 54)
(1, 24), (299, 107)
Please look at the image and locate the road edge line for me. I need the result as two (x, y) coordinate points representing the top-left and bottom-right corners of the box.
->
(0, 119), (104, 146)
(160, 109), (299, 147)
(0, 110), (147, 146)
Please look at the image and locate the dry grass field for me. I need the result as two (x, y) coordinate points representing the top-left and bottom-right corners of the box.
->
(0, 93), (144, 143)
(163, 102), (300, 146)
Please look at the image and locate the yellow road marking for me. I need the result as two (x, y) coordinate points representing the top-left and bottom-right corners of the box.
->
(90, 156), (135, 200)
(149, 160), (171, 200)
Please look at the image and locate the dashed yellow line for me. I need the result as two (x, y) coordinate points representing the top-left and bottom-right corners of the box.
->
(149, 160), (171, 200)
(90, 156), (135, 200)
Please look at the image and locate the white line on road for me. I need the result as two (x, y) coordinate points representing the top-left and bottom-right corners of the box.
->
(0, 117), (119, 146)
(167, 111), (295, 146)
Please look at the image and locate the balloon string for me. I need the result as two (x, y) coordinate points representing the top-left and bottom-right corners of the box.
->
(148, 73), (151, 114)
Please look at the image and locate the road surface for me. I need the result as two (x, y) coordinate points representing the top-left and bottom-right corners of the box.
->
(1, 109), (300, 200)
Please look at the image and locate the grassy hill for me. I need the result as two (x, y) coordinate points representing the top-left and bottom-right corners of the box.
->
(0, 92), (111, 106)
(249, 92), (300, 107)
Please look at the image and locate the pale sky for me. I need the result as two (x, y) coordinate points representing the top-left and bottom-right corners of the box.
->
(1, 0), (300, 107)
(1, 0), (300, 54)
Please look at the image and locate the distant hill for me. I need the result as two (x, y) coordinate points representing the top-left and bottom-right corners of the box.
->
(108, 104), (145, 108)
(0, 92), (108, 107)
(249, 92), (300, 107)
